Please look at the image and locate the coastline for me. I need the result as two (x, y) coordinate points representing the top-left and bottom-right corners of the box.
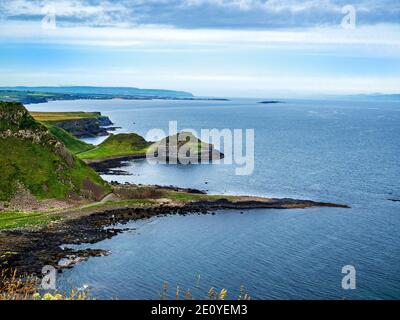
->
(0, 88), (230, 105)
(0, 184), (349, 276)
(0, 100), (352, 291)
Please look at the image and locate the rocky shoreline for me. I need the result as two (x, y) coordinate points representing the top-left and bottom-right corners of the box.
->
(85, 146), (225, 172)
(0, 187), (348, 276)
(0, 103), (350, 283)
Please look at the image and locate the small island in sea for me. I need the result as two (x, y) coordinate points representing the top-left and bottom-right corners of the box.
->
(259, 100), (284, 104)
(0, 101), (348, 279)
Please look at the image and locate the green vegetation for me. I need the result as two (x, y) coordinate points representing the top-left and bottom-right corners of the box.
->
(0, 102), (110, 202)
(78, 131), (215, 161)
(0, 90), (63, 104)
(159, 282), (250, 300)
(0, 211), (60, 230)
(164, 192), (235, 202)
(0, 86), (194, 98)
(44, 123), (95, 154)
(0, 87), (195, 106)
(0, 135), (109, 201)
(30, 111), (112, 138)
(0, 102), (225, 231)
(85, 199), (157, 210)
(113, 185), (236, 203)
(78, 133), (151, 160)
(0, 269), (92, 300)
(31, 111), (103, 122)
(0, 102), (39, 131)
(148, 132), (212, 155)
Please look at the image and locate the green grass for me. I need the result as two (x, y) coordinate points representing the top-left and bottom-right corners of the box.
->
(147, 132), (213, 155)
(28, 93), (56, 97)
(0, 102), (39, 131)
(0, 211), (60, 230)
(0, 136), (107, 201)
(31, 111), (103, 122)
(45, 123), (95, 154)
(79, 132), (213, 161)
(78, 133), (150, 160)
(0, 91), (59, 102)
(165, 192), (235, 202)
(86, 199), (157, 210)
(0, 102), (111, 202)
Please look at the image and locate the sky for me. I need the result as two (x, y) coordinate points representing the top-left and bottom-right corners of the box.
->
(0, 0), (399, 97)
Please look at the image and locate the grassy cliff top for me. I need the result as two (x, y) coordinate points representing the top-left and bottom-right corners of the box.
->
(79, 133), (151, 160)
(31, 111), (103, 122)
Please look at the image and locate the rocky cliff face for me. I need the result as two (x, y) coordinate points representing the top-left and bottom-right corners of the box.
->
(0, 102), (38, 130)
(52, 114), (113, 138)
(0, 102), (110, 205)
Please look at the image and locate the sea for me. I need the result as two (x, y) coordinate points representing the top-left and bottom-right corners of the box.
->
(27, 97), (400, 300)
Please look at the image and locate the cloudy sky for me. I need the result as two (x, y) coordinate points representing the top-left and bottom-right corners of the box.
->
(0, 0), (399, 97)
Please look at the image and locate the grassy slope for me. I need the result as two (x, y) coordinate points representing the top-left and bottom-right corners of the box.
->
(0, 135), (109, 201)
(78, 133), (150, 160)
(44, 123), (95, 154)
(0, 102), (110, 202)
(31, 111), (102, 122)
(164, 192), (236, 202)
(0, 211), (60, 230)
(78, 132), (211, 161)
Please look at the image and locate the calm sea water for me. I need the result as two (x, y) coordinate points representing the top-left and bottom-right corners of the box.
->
(28, 98), (400, 300)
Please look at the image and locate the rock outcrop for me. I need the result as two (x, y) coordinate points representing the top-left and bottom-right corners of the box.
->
(51, 113), (113, 138)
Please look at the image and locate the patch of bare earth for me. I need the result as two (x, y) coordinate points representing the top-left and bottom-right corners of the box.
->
(82, 179), (107, 201)
(1, 184), (78, 213)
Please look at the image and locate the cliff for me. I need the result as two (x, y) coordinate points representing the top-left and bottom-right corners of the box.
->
(0, 102), (110, 206)
(31, 111), (113, 138)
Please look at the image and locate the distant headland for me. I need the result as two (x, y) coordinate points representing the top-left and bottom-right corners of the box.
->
(0, 86), (229, 104)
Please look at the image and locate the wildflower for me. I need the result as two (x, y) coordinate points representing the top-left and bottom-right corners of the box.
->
(219, 289), (228, 300)
(208, 287), (216, 300)
(42, 293), (54, 300)
(32, 293), (41, 300)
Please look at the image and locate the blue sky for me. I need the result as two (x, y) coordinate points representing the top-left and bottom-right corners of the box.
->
(0, 0), (399, 97)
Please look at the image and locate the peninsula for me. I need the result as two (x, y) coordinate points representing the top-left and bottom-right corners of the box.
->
(31, 111), (114, 138)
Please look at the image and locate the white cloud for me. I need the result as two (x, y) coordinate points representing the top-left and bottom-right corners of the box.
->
(1, 0), (399, 28)
(183, 0), (341, 13)
(0, 0), (132, 26)
(0, 1), (399, 96)
(1, 20), (399, 50)
(2, 67), (399, 96)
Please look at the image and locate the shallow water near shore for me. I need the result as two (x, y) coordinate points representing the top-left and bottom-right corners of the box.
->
(28, 98), (400, 299)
